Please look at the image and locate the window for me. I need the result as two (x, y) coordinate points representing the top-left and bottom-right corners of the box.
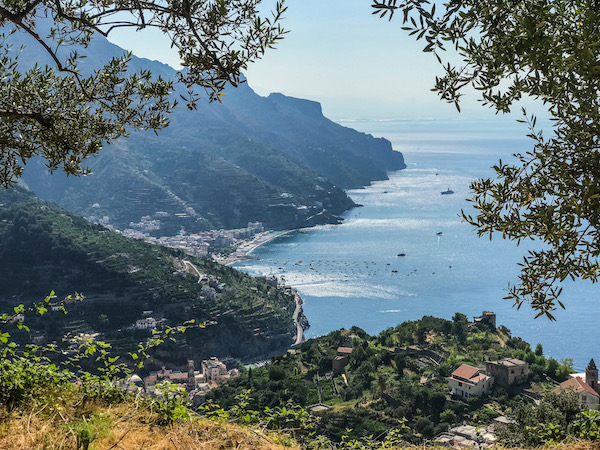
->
(458, 382), (463, 387)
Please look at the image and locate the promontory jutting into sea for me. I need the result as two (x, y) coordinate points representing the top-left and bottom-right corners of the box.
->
(233, 118), (600, 372)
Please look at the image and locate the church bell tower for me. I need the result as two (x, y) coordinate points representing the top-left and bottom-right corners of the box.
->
(187, 359), (196, 391)
(586, 358), (598, 393)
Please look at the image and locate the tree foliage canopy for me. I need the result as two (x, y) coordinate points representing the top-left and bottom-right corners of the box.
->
(373, 0), (600, 318)
(0, 0), (286, 187)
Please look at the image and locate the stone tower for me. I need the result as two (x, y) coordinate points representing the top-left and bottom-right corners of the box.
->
(586, 358), (598, 393)
(187, 359), (196, 391)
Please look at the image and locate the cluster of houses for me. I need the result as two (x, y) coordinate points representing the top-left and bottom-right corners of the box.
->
(448, 358), (529, 399)
(132, 221), (265, 257)
(444, 357), (600, 447)
(450, 359), (600, 411)
(556, 359), (600, 409)
(449, 312), (600, 410)
(128, 357), (239, 404)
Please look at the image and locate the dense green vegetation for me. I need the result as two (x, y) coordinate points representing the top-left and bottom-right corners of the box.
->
(0, 295), (597, 448)
(0, 187), (297, 369)
(209, 314), (574, 444)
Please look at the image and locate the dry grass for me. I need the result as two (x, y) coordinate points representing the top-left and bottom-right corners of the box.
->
(553, 444), (600, 450)
(0, 396), (599, 450)
(0, 402), (298, 450)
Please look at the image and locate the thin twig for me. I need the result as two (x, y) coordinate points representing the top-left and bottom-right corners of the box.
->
(107, 429), (130, 449)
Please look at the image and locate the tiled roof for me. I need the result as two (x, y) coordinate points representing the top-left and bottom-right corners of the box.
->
(555, 377), (600, 398)
(451, 364), (479, 380)
(337, 347), (353, 354)
(470, 374), (490, 383)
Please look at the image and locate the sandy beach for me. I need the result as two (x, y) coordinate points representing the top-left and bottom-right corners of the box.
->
(217, 230), (293, 265)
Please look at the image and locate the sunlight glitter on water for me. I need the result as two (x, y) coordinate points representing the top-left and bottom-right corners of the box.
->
(233, 119), (600, 370)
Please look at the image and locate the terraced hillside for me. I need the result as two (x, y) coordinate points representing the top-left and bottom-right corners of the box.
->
(0, 188), (297, 367)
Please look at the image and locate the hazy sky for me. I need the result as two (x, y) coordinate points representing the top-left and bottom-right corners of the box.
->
(107, 0), (523, 120)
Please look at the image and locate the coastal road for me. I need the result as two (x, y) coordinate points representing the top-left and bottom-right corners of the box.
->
(292, 291), (304, 346)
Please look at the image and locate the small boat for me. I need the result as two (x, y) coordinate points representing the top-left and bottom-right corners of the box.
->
(436, 232), (443, 236)
(441, 188), (454, 195)
(392, 270), (398, 273)
(397, 253), (406, 257)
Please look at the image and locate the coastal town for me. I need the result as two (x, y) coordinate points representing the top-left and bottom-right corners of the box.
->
(88, 215), (289, 265)
(113, 309), (600, 448)
(124, 357), (241, 407)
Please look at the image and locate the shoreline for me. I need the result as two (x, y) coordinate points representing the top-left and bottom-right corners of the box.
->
(218, 229), (295, 265)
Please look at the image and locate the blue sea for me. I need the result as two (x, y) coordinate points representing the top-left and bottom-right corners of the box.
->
(234, 118), (599, 371)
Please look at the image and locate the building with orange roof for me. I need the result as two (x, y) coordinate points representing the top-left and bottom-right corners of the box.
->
(448, 364), (493, 399)
(333, 346), (353, 374)
(556, 359), (600, 409)
(555, 376), (600, 409)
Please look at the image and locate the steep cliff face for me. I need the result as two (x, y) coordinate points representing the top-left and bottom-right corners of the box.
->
(11, 27), (405, 234)
(0, 188), (297, 364)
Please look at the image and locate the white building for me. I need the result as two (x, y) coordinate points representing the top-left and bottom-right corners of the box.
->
(11, 314), (24, 323)
(202, 357), (229, 384)
(448, 364), (493, 399)
(135, 317), (157, 330)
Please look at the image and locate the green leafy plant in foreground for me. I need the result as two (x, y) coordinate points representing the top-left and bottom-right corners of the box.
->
(62, 414), (112, 450)
(0, 292), (200, 411)
(152, 381), (192, 424)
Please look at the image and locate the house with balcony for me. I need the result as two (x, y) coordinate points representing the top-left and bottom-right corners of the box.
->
(448, 364), (493, 399)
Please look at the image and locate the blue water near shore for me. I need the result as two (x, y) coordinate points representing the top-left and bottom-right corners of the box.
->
(233, 119), (600, 371)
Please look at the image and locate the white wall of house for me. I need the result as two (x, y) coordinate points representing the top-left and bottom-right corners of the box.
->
(449, 376), (493, 399)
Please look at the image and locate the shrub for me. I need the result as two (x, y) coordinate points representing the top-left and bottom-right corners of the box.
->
(62, 414), (112, 450)
(0, 357), (71, 410)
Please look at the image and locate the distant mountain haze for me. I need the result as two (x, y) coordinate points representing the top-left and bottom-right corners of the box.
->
(12, 24), (405, 234)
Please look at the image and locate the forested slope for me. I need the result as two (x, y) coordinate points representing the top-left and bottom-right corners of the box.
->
(0, 188), (298, 367)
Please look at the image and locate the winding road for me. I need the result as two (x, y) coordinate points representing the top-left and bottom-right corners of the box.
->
(183, 260), (202, 283)
(292, 291), (304, 346)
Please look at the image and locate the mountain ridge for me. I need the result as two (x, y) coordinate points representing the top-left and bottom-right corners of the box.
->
(10, 23), (405, 235)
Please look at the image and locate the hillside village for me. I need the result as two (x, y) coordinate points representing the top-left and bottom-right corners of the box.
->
(206, 311), (600, 447)
(125, 357), (240, 405)
(97, 219), (267, 259)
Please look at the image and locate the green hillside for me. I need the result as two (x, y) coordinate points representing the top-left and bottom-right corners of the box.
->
(209, 315), (574, 444)
(0, 188), (298, 368)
